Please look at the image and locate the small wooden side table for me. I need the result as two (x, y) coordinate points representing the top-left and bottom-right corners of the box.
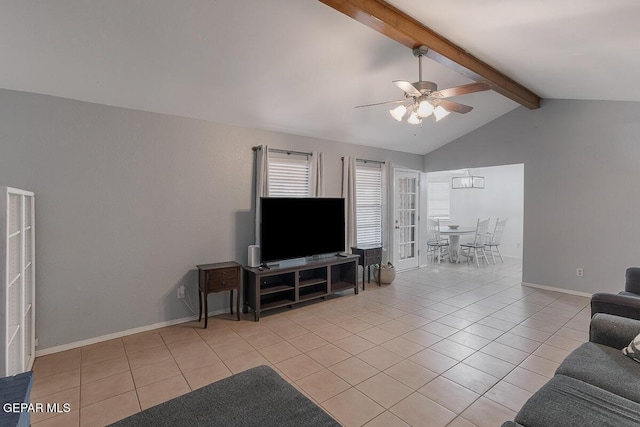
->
(351, 245), (382, 290)
(197, 261), (241, 328)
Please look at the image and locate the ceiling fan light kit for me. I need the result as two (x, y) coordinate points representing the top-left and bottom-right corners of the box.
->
(407, 111), (422, 125)
(357, 46), (491, 125)
(433, 105), (450, 121)
(417, 100), (434, 117)
(390, 105), (407, 121)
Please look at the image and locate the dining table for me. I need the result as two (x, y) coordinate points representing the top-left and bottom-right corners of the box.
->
(439, 226), (476, 263)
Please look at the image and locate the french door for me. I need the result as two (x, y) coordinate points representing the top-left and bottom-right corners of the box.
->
(393, 169), (420, 270)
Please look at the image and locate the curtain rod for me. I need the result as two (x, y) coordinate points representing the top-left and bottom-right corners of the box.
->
(340, 157), (386, 165)
(252, 146), (312, 157)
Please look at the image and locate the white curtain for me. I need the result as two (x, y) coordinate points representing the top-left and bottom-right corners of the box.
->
(310, 151), (324, 197)
(341, 156), (357, 251)
(254, 145), (269, 245)
(382, 161), (393, 263)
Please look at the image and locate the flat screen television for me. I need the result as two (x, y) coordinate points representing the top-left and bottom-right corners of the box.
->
(260, 197), (345, 263)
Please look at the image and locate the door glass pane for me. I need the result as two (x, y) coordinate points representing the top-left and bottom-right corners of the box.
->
(9, 194), (20, 235)
(397, 202), (416, 243)
(394, 171), (420, 268)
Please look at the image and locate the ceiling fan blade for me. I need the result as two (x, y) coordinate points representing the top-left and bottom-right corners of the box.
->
(393, 80), (422, 97)
(437, 99), (474, 114)
(432, 82), (491, 99)
(355, 99), (409, 108)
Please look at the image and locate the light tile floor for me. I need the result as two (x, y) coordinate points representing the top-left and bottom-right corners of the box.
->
(30, 258), (592, 427)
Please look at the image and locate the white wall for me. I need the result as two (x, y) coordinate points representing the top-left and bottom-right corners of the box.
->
(0, 89), (423, 350)
(427, 164), (524, 258)
(424, 99), (640, 295)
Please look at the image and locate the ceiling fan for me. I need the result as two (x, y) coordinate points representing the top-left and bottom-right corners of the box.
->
(356, 46), (491, 124)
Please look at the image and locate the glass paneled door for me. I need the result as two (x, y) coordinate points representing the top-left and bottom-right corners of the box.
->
(393, 169), (420, 270)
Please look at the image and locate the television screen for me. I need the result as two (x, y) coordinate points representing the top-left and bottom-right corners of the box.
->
(260, 197), (345, 263)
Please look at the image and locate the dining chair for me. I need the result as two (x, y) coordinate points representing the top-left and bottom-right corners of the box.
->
(426, 217), (449, 264)
(485, 218), (508, 264)
(460, 218), (490, 266)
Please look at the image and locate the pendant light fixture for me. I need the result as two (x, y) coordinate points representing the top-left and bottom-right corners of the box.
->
(452, 169), (485, 189)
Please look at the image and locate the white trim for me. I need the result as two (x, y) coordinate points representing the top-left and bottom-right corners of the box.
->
(35, 307), (230, 357)
(5, 187), (34, 197)
(521, 282), (592, 298)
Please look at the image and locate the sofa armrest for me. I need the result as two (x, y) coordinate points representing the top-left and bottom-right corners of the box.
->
(625, 267), (640, 294)
(590, 313), (640, 348)
(591, 293), (640, 320)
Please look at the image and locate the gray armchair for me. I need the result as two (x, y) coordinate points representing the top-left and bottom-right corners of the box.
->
(591, 267), (640, 320)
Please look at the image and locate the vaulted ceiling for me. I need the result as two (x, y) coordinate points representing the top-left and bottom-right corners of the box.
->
(1, 0), (638, 154)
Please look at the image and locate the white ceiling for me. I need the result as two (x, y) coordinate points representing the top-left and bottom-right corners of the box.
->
(1, 0), (638, 155)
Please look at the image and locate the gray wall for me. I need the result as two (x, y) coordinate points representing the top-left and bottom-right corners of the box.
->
(424, 99), (640, 294)
(0, 89), (423, 350)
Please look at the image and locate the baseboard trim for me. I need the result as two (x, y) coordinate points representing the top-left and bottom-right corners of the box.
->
(521, 282), (592, 298)
(35, 307), (229, 357)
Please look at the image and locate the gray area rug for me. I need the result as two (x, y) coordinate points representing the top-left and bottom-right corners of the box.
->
(109, 365), (341, 427)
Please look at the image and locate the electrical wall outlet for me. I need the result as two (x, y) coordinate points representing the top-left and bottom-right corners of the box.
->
(35, 338), (38, 347)
(576, 268), (584, 277)
(177, 285), (185, 299)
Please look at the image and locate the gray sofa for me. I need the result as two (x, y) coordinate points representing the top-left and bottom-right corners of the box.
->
(502, 313), (640, 427)
(591, 267), (640, 320)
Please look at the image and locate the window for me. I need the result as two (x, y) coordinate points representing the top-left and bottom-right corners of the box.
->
(268, 151), (311, 197)
(427, 178), (450, 221)
(356, 161), (383, 246)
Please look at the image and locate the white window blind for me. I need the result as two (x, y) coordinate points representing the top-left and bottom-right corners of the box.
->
(356, 161), (382, 246)
(268, 152), (311, 197)
(427, 179), (450, 221)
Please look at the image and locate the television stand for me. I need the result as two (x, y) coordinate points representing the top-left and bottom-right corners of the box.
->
(243, 254), (359, 321)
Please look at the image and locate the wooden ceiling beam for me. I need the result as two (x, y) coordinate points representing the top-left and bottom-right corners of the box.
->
(319, 0), (541, 109)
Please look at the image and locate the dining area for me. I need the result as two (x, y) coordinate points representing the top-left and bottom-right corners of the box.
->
(427, 217), (508, 266)
(424, 164), (524, 267)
